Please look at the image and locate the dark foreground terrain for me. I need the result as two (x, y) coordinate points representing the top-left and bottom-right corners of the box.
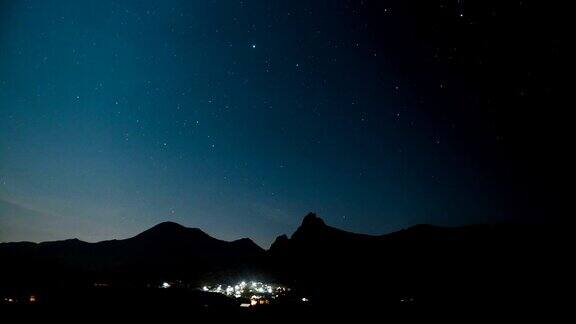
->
(0, 213), (564, 320)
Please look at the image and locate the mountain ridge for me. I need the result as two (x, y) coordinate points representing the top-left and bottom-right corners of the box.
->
(0, 213), (561, 311)
(0, 213), (544, 251)
(0, 221), (263, 251)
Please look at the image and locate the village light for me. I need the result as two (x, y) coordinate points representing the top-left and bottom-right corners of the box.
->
(203, 280), (288, 306)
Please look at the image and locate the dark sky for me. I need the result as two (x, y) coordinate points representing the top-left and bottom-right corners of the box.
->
(0, 0), (565, 247)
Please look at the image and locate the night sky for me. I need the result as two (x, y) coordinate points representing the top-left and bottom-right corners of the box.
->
(0, 0), (565, 246)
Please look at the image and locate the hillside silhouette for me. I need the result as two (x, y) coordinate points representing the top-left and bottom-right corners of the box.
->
(268, 213), (561, 312)
(0, 213), (562, 315)
(0, 221), (264, 293)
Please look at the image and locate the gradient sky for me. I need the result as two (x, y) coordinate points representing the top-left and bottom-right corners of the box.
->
(0, 0), (563, 247)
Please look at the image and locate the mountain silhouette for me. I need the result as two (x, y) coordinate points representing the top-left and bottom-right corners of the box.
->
(275, 212), (375, 245)
(0, 221), (265, 290)
(106, 221), (264, 260)
(268, 213), (560, 311)
(0, 214), (561, 313)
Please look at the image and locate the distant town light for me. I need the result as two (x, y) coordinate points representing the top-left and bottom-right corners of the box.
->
(202, 280), (288, 306)
(161, 282), (171, 289)
(301, 297), (309, 302)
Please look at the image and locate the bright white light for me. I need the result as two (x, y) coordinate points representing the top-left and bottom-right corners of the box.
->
(302, 297), (309, 302)
(204, 280), (289, 301)
(161, 282), (171, 289)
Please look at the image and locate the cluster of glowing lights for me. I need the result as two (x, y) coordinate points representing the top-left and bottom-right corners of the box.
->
(202, 281), (287, 300)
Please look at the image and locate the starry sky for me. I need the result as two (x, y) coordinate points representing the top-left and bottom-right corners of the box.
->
(0, 0), (565, 247)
